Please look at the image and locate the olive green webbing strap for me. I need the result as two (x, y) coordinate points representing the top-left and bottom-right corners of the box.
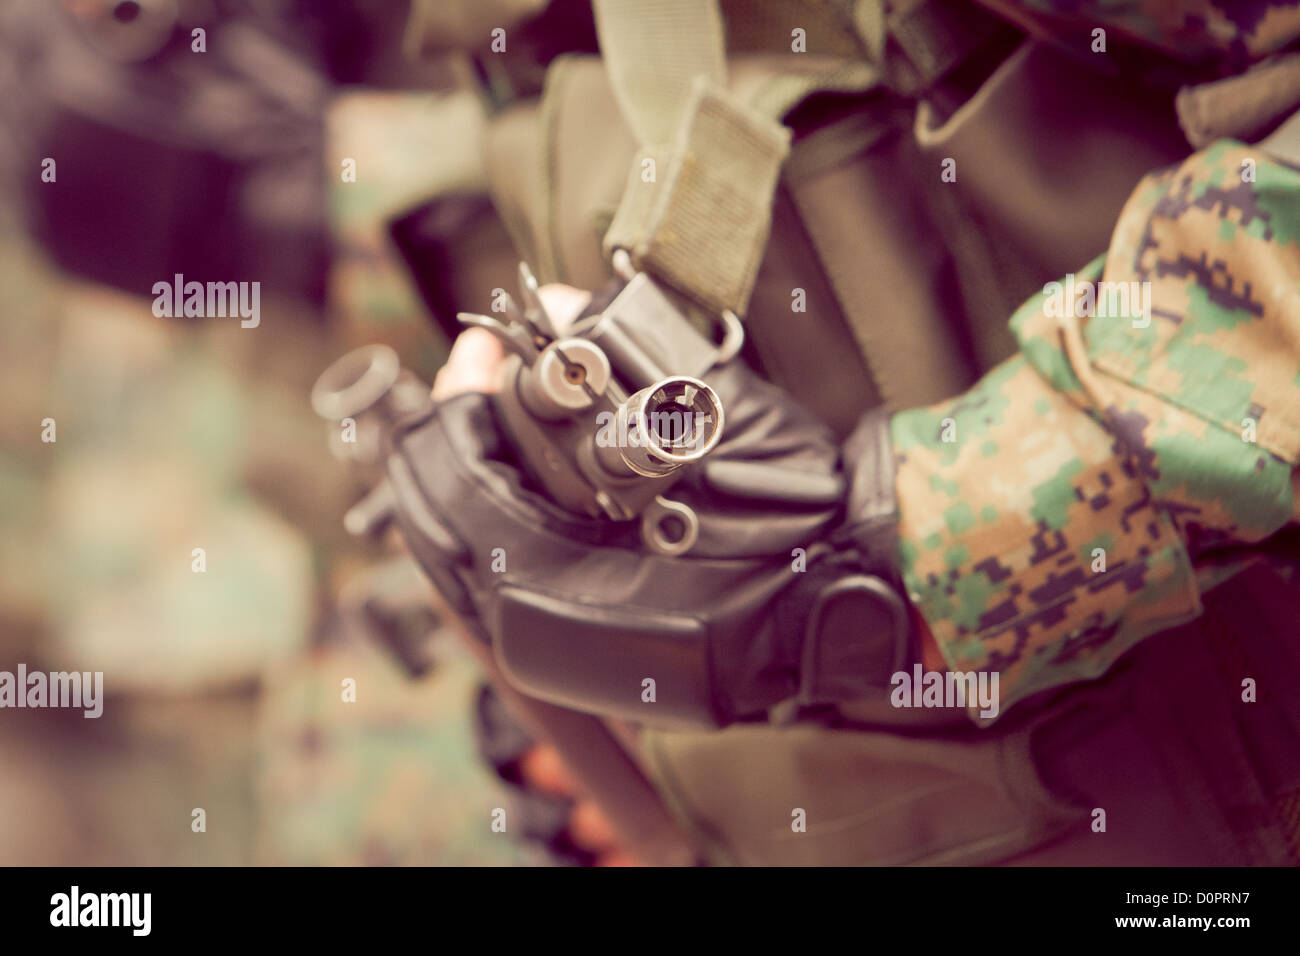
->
(591, 0), (1002, 410)
(592, 0), (728, 145)
(593, 0), (887, 128)
(534, 56), (572, 285)
(1178, 52), (1300, 149)
(1260, 100), (1300, 167)
(591, 0), (886, 317)
(593, 0), (793, 317)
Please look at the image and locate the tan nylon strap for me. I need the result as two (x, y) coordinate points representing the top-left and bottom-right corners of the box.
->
(403, 0), (547, 57)
(594, 0), (797, 316)
(718, 0), (876, 59)
(1260, 104), (1300, 165)
(852, 0), (887, 63)
(592, 0), (727, 146)
(590, 0), (1001, 381)
(593, 0), (888, 316)
(603, 78), (792, 316)
(534, 56), (575, 284)
(747, 58), (880, 120)
(1177, 53), (1300, 150)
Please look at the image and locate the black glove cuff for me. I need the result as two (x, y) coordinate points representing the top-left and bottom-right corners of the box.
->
(833, 405), (902, 565)
(773, 406), (915, 707)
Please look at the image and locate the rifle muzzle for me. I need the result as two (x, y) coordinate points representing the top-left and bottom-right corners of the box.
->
(597, 376), (724, 479)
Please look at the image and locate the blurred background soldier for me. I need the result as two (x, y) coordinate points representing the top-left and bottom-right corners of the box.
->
(0, 0), (531, 866)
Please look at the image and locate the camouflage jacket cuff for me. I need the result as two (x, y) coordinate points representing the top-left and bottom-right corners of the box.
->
(889, 137), (1300, 724)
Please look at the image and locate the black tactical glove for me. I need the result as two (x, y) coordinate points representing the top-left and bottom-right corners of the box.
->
(386, 353), (897, 728)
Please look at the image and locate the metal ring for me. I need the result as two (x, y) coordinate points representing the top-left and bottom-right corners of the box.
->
(714, 310), (745, 364)
(641, 496), (699, 556)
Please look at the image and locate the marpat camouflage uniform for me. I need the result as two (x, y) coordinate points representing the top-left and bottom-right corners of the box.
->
(894, 1), (1300, 721)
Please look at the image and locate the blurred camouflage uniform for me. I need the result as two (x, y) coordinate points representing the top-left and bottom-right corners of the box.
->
(0, 0), (523, 866)
(389, 0), (1300, 866)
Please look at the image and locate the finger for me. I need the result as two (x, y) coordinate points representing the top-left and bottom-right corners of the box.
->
(568, 798), (622, 853)
(517, 744), (581, 797)
(519, 748), (633, 857)
(431, 327), (506, 400)
(537, 284), (592, 336)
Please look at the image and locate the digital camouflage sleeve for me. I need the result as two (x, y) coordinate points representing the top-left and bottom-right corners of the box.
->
(892, 131), (1300, 723)
(985, 0), (1300, 71)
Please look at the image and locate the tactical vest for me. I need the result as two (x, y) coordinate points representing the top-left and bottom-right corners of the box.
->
(429, 0), (1300, 864)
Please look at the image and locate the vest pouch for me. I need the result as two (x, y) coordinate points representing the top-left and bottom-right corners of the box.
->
(911, 40), (1190, 372)
(640, 714), (1085, 866)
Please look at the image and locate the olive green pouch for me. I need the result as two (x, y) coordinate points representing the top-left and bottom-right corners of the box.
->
(640, 717), (1084, 866)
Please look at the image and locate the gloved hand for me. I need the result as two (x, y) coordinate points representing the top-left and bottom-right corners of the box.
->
(386, 295), (852, 728)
